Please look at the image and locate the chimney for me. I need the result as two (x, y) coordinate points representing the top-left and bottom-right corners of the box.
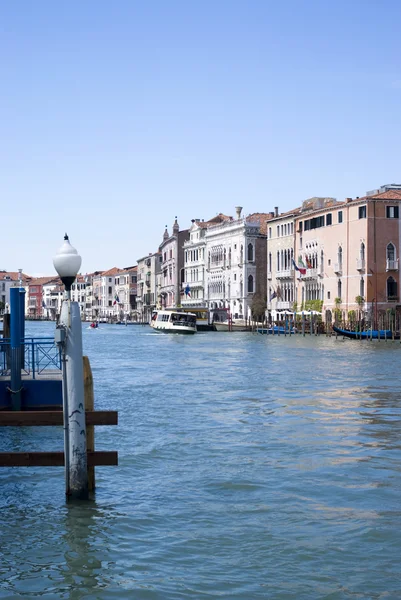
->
(274, 206), (279, 217)
(345, 198), (352, 203)
(269, 211), (275, 218)
(235, 206), (243, 219)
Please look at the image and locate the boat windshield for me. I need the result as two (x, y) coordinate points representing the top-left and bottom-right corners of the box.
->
(170, 313), (196, 326)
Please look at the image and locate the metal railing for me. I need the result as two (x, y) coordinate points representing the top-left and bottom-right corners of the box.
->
(0, 337), (61, 378)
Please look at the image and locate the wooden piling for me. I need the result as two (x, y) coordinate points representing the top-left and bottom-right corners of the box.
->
(83, 356), (95, 491)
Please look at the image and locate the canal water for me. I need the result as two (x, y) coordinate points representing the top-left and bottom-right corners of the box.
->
(1, 322), (401, 599)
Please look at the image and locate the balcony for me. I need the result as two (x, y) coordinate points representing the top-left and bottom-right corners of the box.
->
(302, 268), (318, 280)
(386, 259), (399, 271)
(276, 268), (294, 280)
(334, 263), (342, 275)
(388, 295), (399, 302)
(276, 301), (292, 310)
(356, 258), (365, 271)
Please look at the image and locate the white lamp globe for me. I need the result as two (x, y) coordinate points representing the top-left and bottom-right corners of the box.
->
(53, 234), (82, 291)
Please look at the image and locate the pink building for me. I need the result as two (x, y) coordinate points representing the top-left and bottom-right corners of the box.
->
(294, 189), (401, 322)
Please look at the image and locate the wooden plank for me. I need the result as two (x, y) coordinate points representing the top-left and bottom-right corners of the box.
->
(83, 356), (95, 491)
(0, 451), (118, 467)
(0, 411), (117, 427)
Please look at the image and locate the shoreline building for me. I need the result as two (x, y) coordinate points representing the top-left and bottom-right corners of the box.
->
(293, 188), (401, 322)
(266, 207), (299, 320)
(92, 267), (120, 320)
(137, 252), (161, 323)
(205, 207), (271, 322)
(159, 218), (189, 310)
(114, 266), (138, 321)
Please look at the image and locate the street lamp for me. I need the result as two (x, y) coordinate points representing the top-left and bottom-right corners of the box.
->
(53, 233), (87, 499)
(53, 233), (82, 295)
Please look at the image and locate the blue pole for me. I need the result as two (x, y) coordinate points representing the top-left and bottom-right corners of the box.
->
(10, 288), (22, 410)
(19, 289), (25, 369)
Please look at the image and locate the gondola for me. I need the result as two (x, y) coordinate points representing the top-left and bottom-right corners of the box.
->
(332, 325), (399, 340)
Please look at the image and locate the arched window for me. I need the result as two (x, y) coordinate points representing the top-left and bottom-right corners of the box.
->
(387, 243), (395, 261)
(387, 276), (397, 299)
(338, 279), (342, 299)
(360, 242), (365, 261)
(277, 251), (280, 271)
(268, 253), (272, 272)
(269, 227), (272, 239)
(248, 275), (254, 293)
(229, 247), (232, 266)
(248, 243), (254, 262)
(360, 277), (365, 298)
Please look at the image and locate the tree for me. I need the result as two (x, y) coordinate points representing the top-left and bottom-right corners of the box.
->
(251, 294), (266, 321)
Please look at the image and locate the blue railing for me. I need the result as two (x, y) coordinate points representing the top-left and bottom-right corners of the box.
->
(0, 337), (62, 379)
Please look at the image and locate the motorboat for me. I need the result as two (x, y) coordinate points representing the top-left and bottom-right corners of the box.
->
(150, 310), (197, 334)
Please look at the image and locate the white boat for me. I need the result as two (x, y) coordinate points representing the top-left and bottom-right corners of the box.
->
(214, 319), (250, 332)
(150, 310), (197, 334)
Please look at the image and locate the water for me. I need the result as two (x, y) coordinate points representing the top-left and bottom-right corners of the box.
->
(1, 322), (401, 599)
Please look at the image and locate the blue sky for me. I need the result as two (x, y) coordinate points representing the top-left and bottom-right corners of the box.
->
(1, 0), (401, 274)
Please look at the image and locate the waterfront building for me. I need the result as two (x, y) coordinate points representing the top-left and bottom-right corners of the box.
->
(42, 278), (63, 320)
(0, 271), (31, 314)
(28, 277), (58, 319)
(70, 275), (86, 319)
(92, 267), (120, 320)
(136, 252), (161, 322)
(159, 218), (189, 310)
(294, 189), (401, 322)
(181, 215), (230, 314)
(205, 207), (271, 322)
(114, 266), (138, 321)
(266, 207), (299, 319)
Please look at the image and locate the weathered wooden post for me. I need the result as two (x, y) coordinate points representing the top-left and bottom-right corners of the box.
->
(54, 234), (88, 500)
(83, 356), (95, 491)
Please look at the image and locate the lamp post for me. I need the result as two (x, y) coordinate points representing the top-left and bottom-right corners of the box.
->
(53, 234), (88, 499)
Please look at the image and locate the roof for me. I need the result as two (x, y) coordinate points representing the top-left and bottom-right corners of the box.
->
(100, 267), (121, 276)
(358, 190), (401, 201)
(204, 213), (233, 226)
(246, 212), (275, 235)
(0, 271), (31, 282)
(29, 276), (59, 286)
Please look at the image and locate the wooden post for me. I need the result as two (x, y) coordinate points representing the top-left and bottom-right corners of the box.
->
(83, 356), (95, 491)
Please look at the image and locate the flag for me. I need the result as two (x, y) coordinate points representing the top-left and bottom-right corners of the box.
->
(184, 285), (191, 298)
(292, 258), (306, 275)
(113, 294), (120, 305)
(42, 300), (46, 308)
(276, 286), (282, 300)
(306, 257), (313, 269)
(269, 290), (277, 301)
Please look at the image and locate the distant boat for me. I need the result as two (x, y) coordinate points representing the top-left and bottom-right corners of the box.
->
(214, 319), (250, 332)
(333, 325), (398, 340)
(150, 310), (197, 334)
(257, 325), (296, 335)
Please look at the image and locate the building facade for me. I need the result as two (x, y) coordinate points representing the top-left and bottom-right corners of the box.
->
(159, 218), (189, 310)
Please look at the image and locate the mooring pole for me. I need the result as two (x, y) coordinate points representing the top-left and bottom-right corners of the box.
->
(10, 288), (22, 410)
(54, 234), (88, 500)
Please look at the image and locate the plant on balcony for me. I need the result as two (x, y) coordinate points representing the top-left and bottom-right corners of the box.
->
(355, 295), (364, 308)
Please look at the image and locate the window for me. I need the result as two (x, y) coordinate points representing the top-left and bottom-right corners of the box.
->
(337, 280), (342, 299)
(387, 277), (397, 299)
(338, 246), (342, 267)
(360, 242), (365, 261)
(338, 211), (343, 223)
(109, 278), (112, 283)
(268, 252), (272, 272)
(386, 206), (399, 219)
(108, 286), (112, 294)
(269, 227), (272, 239)
(387, 243), (395, 261)
(248, 243), (254, 261)
(234, 274), (237, 281)
(358, 206), (367, 219)
(328, 259), (331, 266)
(360, 278), (365, 298)
(277, 226), (280, 237)
(327, 291), (331, 300)
(326, 213), (332, 226)
(248, 275), (254, 293)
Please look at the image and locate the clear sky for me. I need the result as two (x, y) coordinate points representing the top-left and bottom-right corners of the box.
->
(1, 0), (401, 275)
